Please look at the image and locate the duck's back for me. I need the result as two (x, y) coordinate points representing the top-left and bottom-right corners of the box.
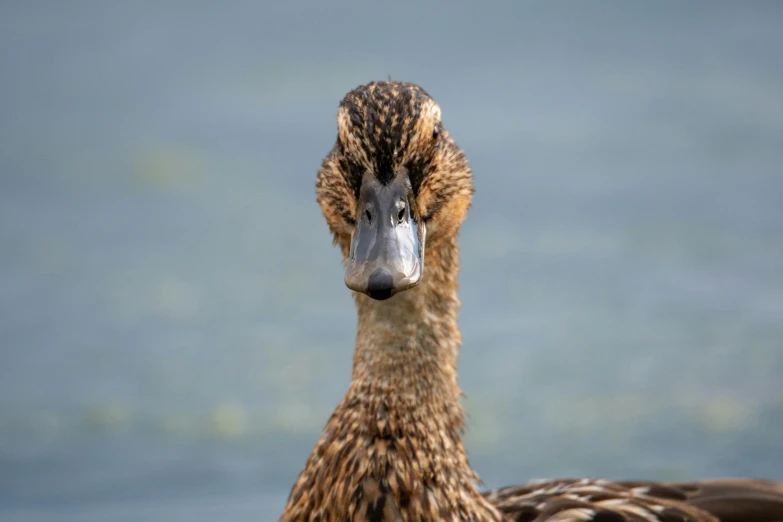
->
(484, 478), (783, 521)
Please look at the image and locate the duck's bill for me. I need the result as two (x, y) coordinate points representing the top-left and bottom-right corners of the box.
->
(344, 177), (426, 300)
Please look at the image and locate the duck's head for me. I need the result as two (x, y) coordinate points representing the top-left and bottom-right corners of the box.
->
(316, 81), (473, 300)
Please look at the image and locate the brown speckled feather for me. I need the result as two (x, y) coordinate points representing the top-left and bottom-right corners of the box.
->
(279, 81), (783, 522)
(485, 478), (783, 521)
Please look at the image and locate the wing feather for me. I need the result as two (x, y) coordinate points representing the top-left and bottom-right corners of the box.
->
(484, 478), (783, 521)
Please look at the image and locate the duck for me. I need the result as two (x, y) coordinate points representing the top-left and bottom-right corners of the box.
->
(278, 80), (783, 522)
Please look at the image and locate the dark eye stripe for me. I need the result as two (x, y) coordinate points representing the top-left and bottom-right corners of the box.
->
(422, 197), (445, 223)
(337, 155), (364, 198)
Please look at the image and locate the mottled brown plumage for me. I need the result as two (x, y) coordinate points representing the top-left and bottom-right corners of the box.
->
(279, 81), (783, 522)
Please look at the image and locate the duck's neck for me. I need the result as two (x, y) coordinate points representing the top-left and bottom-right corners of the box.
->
(281, 238), (503, 522)
(351, 236), (462, 410)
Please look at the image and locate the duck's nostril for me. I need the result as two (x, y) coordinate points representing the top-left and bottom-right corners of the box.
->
(397, 206), (406, 223)
(365, 209), (372, 223)
(366, 268), (394, 300)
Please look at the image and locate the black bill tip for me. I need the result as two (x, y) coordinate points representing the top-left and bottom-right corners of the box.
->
(366, 268), (394, 300)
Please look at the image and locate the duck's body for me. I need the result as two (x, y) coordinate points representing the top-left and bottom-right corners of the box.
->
(279, 81), (783, 522)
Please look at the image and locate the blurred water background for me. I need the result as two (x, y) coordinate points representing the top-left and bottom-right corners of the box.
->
(1, 1), (783, 520)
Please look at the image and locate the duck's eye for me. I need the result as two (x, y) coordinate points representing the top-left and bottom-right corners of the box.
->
(432, 125), (440, 141)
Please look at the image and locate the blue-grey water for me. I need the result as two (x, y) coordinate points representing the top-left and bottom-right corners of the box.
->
(1, 1), (782, 520)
